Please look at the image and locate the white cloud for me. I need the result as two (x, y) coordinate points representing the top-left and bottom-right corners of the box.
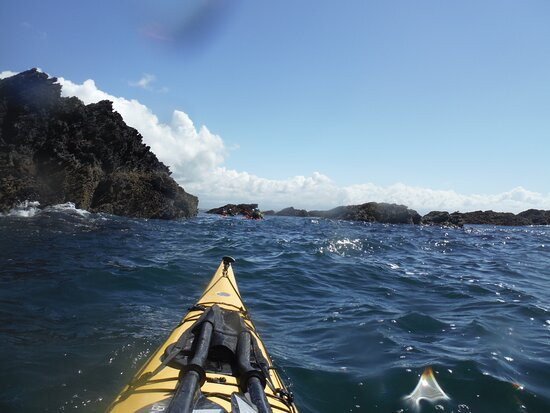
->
(0, 70), (18, 79)
(186, 169), (550, 213)
(58, 76), (225, 184)
(129, 73), (156, 89)
(4, 69), (550, 213)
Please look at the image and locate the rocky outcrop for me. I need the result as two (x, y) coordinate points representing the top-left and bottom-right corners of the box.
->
(207, 203), (259, 217)
(457, 210), (528, 226)
(276, 207), (309, 217)
(517, 209), (550, 225)
(421, 211), (465, 228)
(0, 69), (198, 219)
(262, 210), (275, 216)
(309, 202), (422, 224)
(421, 209), (550, 226)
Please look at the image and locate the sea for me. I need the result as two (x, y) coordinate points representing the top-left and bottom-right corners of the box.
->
(1, 203), (549, 413)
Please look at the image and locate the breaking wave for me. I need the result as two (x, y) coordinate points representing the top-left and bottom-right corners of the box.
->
(1, 201), (90, 218)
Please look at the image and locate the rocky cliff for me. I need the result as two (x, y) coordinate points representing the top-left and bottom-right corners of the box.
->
(0, 69), (198, 219)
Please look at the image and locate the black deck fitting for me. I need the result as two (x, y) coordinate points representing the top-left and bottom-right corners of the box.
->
(222, 256), (236, 264)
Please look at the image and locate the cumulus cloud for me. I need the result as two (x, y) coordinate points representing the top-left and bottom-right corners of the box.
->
(186, 170), (550, 213)
(3, 69), (550, 212)
(58, 76), (225, 184)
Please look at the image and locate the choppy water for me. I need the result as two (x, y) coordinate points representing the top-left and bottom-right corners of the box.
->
(1, 206), (549, 412)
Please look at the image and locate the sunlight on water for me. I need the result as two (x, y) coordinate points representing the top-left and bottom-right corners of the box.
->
(1, 212), (549, 412)
(404, 367), (450, 409)
(318, 238), (363, 256)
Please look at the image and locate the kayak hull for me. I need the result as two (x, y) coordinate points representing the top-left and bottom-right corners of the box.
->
(109, 258), (298, 413)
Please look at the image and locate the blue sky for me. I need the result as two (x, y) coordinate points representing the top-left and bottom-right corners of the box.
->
(1, 1), (549, 211)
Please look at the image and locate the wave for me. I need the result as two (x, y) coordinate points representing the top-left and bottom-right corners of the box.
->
(0, 200), (41, 217)
(43, 202), (90, 217)
(0, 200), (90, 218)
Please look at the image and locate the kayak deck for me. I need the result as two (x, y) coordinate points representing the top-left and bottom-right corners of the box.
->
(109, 257), (298, 413)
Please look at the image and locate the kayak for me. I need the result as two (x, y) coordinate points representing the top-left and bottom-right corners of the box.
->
(109, 257), (298, 413)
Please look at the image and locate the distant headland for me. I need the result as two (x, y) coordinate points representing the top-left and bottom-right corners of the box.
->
(0, 69), (197, 219)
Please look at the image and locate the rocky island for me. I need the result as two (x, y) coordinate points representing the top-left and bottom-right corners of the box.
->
(275, 207), (309, 217)
(206, 203), (263, 218)
(309, 202), (421, 224)
(0, 69), (198, 219)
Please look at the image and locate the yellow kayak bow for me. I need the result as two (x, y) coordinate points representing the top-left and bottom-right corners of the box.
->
(109, 257), (298, 413)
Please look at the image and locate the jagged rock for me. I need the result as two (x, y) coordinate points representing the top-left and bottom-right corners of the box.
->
(309, 202), (421, 224)
(262, 210), (275, 216)
(276, 207), (309, 217)
(0, 69), (198, 219)
(206, 203), (259, 217)
(421, 211), (464, 228)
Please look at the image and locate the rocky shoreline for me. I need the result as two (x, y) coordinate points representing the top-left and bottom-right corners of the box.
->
(266, 204), (550, 227)
(0, 69), (198, 219)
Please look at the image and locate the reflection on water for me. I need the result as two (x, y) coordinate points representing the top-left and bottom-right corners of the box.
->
(404, 367), (450, 409)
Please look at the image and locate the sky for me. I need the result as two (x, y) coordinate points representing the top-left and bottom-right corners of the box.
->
(1, 0), (549, 212)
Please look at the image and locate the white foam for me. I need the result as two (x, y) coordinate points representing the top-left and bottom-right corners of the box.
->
(1, 201), (91, 218)
(1, 200), (41, 217)
(44, 202), (90, 217)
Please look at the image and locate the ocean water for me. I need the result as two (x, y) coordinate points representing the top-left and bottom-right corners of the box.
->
(1, 206), (549, 413)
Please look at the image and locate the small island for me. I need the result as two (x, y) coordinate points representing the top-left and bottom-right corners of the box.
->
(206, 203), (263, 219)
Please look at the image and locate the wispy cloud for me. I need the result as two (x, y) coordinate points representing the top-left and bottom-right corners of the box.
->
(129, 73), (155, 89)
(20, 21), (47, 40)
(128, 73), (168, 93)
(4, 69), (549, 212)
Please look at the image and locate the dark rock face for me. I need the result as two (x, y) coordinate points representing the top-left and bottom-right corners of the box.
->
(206, 203), (259, 216)
(516, 209), (550, 225)
(276, 207), (309, 217)
(0, 69), (198, 219)
(309, 202), (421, 224)
(421, 211), (465, 228)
